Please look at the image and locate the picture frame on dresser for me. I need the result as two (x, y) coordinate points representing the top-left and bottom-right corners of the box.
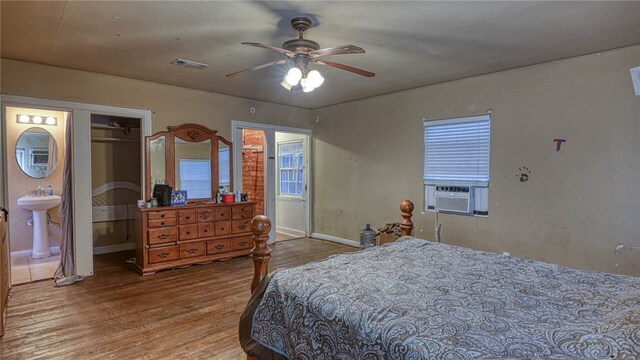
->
(170, 190), (187, 206)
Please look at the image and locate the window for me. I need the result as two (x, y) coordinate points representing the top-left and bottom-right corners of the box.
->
(179, 159), (211, 199)
(278, 141), (304, 196)
(423, 114), (490, 215)
(218, 147), (230, 192)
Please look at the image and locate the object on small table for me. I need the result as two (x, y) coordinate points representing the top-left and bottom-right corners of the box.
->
(170, 190), (187, 206)
(377, 222), (403, 245)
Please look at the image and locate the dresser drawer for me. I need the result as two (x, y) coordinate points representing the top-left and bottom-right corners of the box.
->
(231, 219), (251, 234)
(207, 239), (231, 254)
(214, 207), (231, 221)
(231, 236), (253, 251)
(197, 209), (214, 222)
(178, 210), (197, 224)
(148, 227), (177, 245)
(148, 210), (176, 220)
(179, 225), (198, 240)
(148, 217), (177, 228)
(179, 242), (206, 259)
(148, 246), (178, 263)
(232, 205), (254, 220)
(198, 223), (213, 238)
(215, 220), (231, 236)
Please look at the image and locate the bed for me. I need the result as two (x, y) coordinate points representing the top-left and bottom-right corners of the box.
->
(240, 200), (640, 360)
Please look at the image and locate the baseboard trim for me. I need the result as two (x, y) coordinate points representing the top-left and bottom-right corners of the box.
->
(11, 246), (60, 259)
(93, 243), (136, 255)
(310, 233), (359, 248)
(276, 226), (306, 238)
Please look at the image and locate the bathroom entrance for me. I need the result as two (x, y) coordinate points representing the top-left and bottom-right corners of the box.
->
(4, 106), (69, 285)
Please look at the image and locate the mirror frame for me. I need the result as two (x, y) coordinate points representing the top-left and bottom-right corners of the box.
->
(15, 126), (59, 179)
(145, 123), (233, 201)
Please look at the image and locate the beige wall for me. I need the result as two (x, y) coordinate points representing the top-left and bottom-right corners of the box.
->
(312, 45), (640, 276)
(5, 107), (67, 253)
(1, 58), (312, 253)
(0, 59), (313, 138)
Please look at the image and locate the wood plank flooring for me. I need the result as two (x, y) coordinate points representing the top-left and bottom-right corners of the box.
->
(1, 238), (354, 359)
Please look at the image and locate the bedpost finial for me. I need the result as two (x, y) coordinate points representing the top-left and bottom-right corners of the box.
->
(251, 215), (271, 235)
(400, 200), (414, 237)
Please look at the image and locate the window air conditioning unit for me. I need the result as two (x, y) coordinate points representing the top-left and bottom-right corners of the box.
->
(435, 186), (474, 214)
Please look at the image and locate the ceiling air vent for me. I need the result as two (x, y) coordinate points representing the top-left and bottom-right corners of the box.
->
(171, 58), (209, 69)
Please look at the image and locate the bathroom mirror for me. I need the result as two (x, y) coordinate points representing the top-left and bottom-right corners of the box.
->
(144, 123), (233, 201)
(15, 127), (58, 179)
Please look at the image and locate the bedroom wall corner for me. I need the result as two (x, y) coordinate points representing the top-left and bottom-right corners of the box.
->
(311, 44), (640, 276)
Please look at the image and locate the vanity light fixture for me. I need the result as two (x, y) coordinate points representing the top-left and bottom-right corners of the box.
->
(16, 114), (57, 126)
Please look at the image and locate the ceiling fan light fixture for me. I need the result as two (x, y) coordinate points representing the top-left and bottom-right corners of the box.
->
(307, 70), (324, 88)
(284, 67), (302, 86)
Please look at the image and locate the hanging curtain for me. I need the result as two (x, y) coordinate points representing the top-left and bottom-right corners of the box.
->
(54, 112), (83, 286)
(47, 134), (58, 175)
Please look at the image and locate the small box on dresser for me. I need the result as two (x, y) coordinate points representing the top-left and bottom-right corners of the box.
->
(135, 201), (256, 275)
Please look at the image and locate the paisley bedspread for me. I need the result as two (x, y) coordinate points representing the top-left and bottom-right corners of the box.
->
(250, 237), (640, 359)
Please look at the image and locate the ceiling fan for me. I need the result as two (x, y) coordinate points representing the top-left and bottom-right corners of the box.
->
(226, 17), (374, 92)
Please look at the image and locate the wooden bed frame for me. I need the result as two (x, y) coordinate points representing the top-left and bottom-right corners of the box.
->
(247, 199), (415, 297)
(244, 200), (414, 359)
(247, 200), (414, 360)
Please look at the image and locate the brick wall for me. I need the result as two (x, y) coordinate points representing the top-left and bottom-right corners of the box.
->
(242, 129), (265, 215)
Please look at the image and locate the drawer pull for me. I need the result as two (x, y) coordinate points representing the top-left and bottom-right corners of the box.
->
(239, 223), (248, 230)
(186, 248), (198, 254)
(160, 214), (165, 218)
(186, 216), (191, 220)
(215, 244), (225, 250)
(221, 213), (226, 217)
(220, 227), (225, 231)
(157, 234), (170, 240)
(158, 252), (170, 258)
(186, 231), (191, 235)
(204, 229), (208, 233)
(160, 221), (165, 225)
(239, 241), (248, 246)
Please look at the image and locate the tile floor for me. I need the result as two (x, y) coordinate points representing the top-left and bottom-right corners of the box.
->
(10, 254), (59, 285)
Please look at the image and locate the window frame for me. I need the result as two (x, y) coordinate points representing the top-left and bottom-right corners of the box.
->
(277, 139), (304, 198)
(423, 114), (491, 216)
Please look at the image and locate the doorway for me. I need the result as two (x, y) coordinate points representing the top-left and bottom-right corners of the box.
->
(232, 121), (311, 244)
(90, 114), (141, 259)
(4, 106), (68, 284)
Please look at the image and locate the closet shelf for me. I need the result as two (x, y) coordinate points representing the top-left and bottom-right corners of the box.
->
(91, 124), (140, 131)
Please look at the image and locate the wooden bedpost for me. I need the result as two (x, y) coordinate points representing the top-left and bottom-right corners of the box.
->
(250, 215), (272, 293)
(400, 200), (414, 236)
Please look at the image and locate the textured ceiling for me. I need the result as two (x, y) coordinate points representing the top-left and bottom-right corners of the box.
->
(2, 1), (640, 109)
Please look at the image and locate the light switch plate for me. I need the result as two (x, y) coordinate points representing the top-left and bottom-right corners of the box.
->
(631, 66), (640, 96)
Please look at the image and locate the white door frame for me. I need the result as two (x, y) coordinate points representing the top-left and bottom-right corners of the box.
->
(0, 95), (152, 277)
(230, 120), (312, 244)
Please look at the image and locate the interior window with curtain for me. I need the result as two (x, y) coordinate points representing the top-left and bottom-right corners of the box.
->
(423, 114), (490, 215)
(278, 141), (304, 196)
(179, 159), (211, 198)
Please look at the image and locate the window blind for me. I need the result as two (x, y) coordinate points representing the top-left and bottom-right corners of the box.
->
(179, 159), (212, 198)
(423, 114), (490, 186)
(218, 148), (230, 186)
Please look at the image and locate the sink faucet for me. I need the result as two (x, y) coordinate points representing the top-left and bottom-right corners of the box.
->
(32, 186), (46, 196)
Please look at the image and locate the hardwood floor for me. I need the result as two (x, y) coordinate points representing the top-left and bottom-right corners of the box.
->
(1, 238), (354, 359)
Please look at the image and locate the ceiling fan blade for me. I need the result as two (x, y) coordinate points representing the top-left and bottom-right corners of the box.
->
(308, 45), (365, 58)
(312, 59), (375, 78)
(242, 42), (295, 58)
(225, 59), (289, 78)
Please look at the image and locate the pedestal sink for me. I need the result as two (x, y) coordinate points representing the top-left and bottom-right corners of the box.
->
(17, 195), (61, 258)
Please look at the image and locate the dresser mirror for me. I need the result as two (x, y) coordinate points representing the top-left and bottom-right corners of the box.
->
(145, 123), (233, 201)
(15, 127), (58, 179)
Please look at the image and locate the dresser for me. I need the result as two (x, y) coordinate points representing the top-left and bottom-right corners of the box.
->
(135, 201), (256, 275)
